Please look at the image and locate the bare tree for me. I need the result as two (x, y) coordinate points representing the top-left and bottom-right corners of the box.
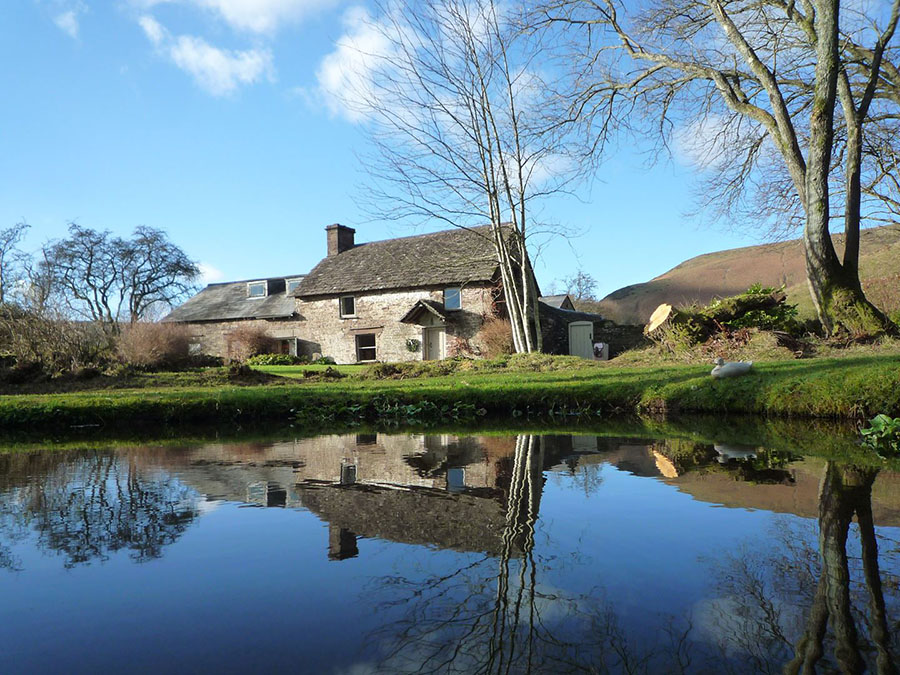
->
(0, 222), (29, 305)
(535, 0), (900, 335)
(343, 0), (589, 352)
(40, 223), (199, 327)
(563, 269), (598, 301)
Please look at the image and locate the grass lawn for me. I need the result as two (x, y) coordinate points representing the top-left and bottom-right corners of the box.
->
(1, 352), (899, 430)
(253, 364), (366, 378)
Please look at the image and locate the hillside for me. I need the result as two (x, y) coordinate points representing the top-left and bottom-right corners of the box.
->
(595, 224), (900, 326)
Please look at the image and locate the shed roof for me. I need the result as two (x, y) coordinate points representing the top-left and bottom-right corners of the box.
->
(295, 225), (499, 297)
(539, 294), (575, 310)
(165, 276), (304, 322)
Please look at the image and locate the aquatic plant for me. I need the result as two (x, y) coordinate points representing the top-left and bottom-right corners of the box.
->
(860, 414), (900, 457)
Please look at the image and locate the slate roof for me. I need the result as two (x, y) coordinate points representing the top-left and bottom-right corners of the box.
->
(295, 226), (500, 297)
(165, 276), (305, 322)
(539, 294), (575, 310)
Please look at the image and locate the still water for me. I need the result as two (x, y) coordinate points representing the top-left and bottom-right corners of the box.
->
(1, 431), (898, 674)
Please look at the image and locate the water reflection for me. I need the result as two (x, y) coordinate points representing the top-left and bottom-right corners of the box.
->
(1, 432), (899, 673)
(0, 452), (200, 569)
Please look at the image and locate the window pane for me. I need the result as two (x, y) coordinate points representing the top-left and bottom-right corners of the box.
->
(248, 282), (266, 298)
(444, 288), (461, 310)
(287, 280), (302, 293)
(340, 296), (355, 316)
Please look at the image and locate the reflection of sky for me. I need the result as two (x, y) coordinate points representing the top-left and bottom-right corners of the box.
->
(541, 465), (787, 612)
(2, 444), (899, 674)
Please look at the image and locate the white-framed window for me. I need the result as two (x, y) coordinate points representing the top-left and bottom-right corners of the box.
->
(355, 333), (376, 362)
(248, 281), (267, 298)
(340, 296), (356, 317)
(443, 287), (461, 311)
(286, 278), (303, 294)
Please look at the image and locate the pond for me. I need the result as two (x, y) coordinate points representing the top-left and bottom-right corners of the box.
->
(1, 428), (898, 673)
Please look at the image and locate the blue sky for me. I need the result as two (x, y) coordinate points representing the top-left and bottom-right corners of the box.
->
(0, 0), (766, 300)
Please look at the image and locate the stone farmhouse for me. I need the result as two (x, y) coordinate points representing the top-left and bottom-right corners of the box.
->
(166, 223), (638, 363)
(168, 224), (512, 363)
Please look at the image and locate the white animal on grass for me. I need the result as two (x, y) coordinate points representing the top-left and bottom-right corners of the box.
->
(711, 357), (753, 379)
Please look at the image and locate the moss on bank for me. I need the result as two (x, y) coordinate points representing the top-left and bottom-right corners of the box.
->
(0, 353), (898, 432)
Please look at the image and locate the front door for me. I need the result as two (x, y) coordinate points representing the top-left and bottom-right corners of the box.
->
(423, 326), (445, 360)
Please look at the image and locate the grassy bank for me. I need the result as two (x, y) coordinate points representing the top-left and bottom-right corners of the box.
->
(1, 353), (899, 431)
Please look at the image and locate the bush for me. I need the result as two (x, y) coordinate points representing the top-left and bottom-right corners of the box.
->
(0, 306), (113, 376)
(225, 325), (277, 362)
(117, 322), (193, 370)
(478, 318), (515, 358)
(246, 353), (309, 366)
(312, 356), (336, 365)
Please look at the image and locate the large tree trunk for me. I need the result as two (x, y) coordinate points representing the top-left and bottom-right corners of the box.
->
(804, 0), (895, 338)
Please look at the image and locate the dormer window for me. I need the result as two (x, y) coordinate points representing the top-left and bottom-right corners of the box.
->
(248, 281), (267, 298)
(286, 278), (303, 294)
(340, 296), (356, 318)
(443, 287), (461, 311)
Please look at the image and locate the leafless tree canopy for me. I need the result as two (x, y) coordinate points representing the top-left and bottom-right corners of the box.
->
(39, 223), (199, 326)
(0, 222), (30, 305)
(535, 0), (900, 333)
(343, 0), (592, 351)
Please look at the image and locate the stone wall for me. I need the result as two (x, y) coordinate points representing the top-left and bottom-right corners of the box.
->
(296, 284), (494, 363)
(180, 284), (494, 363)
(183, 317), (306, 361)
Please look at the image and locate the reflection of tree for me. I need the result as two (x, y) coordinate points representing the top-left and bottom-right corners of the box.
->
(0, 453), (200, 569)
(785, 463), (897, 675)
(364, 435), (682, 674)
(706, 462), (899, 675)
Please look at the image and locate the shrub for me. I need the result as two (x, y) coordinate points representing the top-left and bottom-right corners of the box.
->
(0, 306), (113, 376)
(246, 353), (309, 366)
(312, 356), (336, 365)
(478, 318), (514, 358)
(117, 322), (193, 370)
(225, 325), (277, 362)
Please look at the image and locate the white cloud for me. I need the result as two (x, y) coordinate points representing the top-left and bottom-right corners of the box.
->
(51, 2), (87, 40)
(313, 5), (397, 123)
(54, 10), (80, 38)
(139, 14), (166, 45)
(169, 36), (273, 95)
(198, 262), (225, 284)
(133, 0), (338, 34)
(138, 14), (274, 96)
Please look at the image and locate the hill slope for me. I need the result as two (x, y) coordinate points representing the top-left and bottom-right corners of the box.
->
(596, 224), (900, 325)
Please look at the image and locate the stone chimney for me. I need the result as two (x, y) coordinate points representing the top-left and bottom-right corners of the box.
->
(326, 224), (356, 257)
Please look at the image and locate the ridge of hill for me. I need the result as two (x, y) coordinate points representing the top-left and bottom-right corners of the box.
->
(594, 224), (900, 326)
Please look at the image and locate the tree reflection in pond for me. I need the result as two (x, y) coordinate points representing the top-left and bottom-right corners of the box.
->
(0, 452), (201, 569)
(363, 435), (687, 674)
(364, 440), (900, 674)
(705, 462), (900, 675)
